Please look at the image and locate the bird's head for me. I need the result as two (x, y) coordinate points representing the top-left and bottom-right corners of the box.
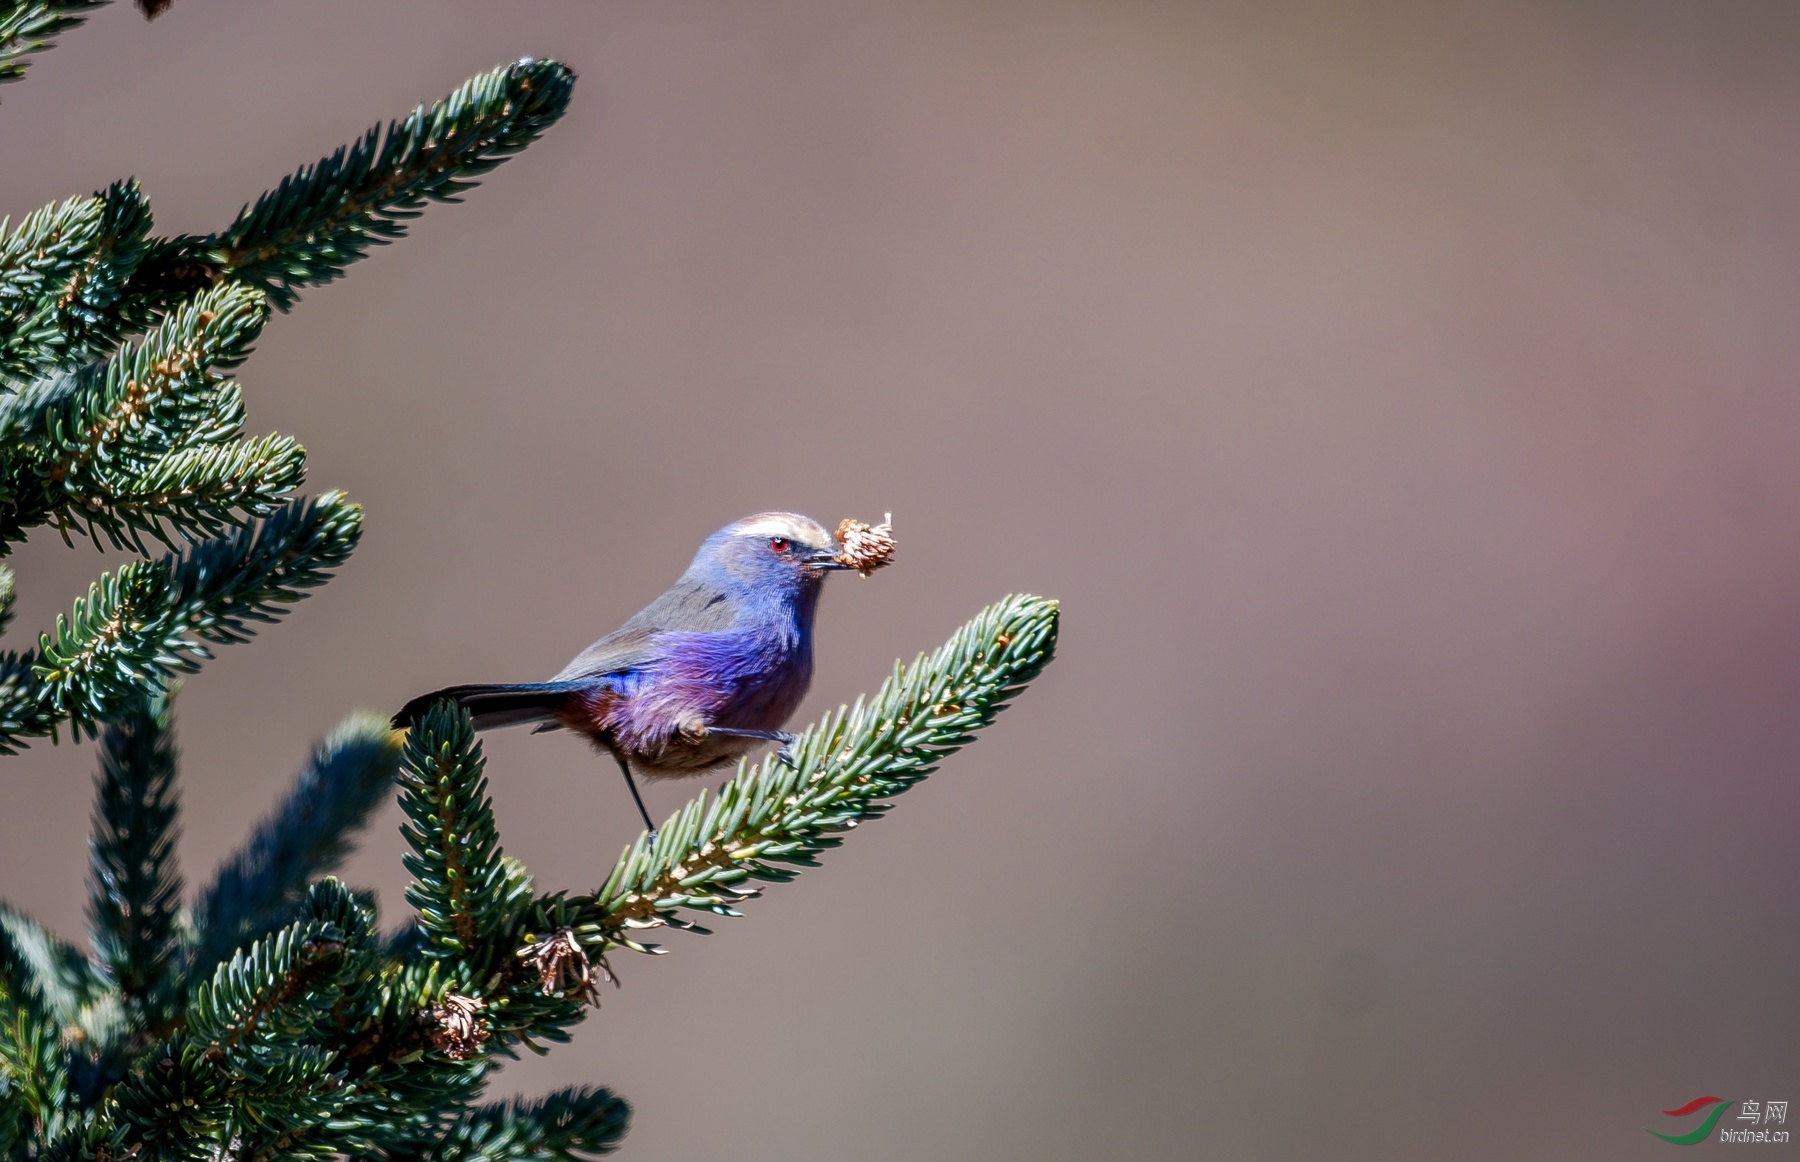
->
(692, 512), (850, 595)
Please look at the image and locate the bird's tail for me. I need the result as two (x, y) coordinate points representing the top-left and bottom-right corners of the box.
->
(392, 681), (591, 732)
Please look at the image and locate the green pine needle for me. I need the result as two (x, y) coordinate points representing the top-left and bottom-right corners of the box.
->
(37, 281), (268, 487)
(183, 918), (350, 1062)
(0, 904), (113, 1034)
(0, 1), (107, 95)
(0, 907), (72, 1140)
(0, 649), (50, 754)
(33, 491), (362, 739)
(0, 180), (156, 379)
(87, 686), (185, 1033)
(0, 192), (103, 312)
(399, 703), (530, 979)
(203, 57), (575, 311)
(409, 1086), (632, 1162)
(104, 900), (372, 1161)
(0, 281), (282, 555)
(0, 193), (108, 375)
(77, 432), (310, 553)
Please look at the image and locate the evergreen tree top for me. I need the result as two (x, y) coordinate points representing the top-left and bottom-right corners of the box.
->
(0, 9), (1060, 1158)
(0, 45), (573, 748)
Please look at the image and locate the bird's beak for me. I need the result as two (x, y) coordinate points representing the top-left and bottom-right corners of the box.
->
(806, 549), (852, 570)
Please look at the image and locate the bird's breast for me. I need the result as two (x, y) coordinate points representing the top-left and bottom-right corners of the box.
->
(596, 628), (812, 771)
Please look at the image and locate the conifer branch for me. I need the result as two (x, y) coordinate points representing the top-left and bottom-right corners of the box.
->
(1, 281), (278, 555)
(0, 194), (105, 339)
(33, 491), (362, 739)
(7, 596), (1057, 1159)
(0, 648), (50, 753)
(0, 0), (106, 95)
(1, 913), (69, 1141)
(155, 58), (575, 312)
(36, 281), (267, 487)
(218, 880), (400, 1162)
(398, 704), (527, 978)
(106, 900), (367, 1162)
(184, 921), (347, 1065)
(0, 904), (113, 1034)
(45, 179), (156, 368)
(405, 1087), (632, 1162)
(194, 714), (401, 973)
(0, 902), (117, 1144)
(0, 181), (155, 379)
(578, 595), (1059, 952)
(87, 687), (185, 1033)
(82, 432), (308, 553)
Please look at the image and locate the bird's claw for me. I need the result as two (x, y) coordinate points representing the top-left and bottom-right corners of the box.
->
(706, 726), (799, 766)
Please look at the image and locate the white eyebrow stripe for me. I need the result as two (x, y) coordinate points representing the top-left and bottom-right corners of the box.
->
(734, 515), (826, 544)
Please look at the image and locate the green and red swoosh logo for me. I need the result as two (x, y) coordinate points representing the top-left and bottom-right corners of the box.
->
(1649, 1097), (1732, 1144)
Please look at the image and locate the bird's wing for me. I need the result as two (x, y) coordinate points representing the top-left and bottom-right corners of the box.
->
(551, 577), (739, 682)
(549, 622), (662, 683)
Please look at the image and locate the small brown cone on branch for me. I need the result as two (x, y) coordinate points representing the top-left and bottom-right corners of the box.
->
(427, 993), (489, 1060)
(516, 927), (611, 1006)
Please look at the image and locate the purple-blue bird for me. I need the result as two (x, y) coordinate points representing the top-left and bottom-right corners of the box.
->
(396, 513), (854, 832)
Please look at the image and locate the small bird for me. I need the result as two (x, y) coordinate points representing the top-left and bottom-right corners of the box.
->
(395, 513), (859, 834)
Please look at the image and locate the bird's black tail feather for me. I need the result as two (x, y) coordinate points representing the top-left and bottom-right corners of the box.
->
(392, 681), (591, 732)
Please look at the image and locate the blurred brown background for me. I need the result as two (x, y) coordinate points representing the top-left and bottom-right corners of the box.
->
(4, 2), (1800, 1158)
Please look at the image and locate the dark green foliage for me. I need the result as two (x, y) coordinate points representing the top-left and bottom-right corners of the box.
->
(0, 1), (104, 94)
(0, 181), (155, 379)
(0, 42), (572, 749)
(193, 713), (401, 974)
(0, 903), (114, 1148)
(399, 704), (531, 980)
(87, 687), (183, 1034)
(108, 57), (577, 317)
(204, 58), (575, 311)
(31, 490), (363, 741)
(4, 280), (279, 552)
(0, 14), (1062, 1160)
(399, 1087), (632, 1162)
(6, 599), (1055, 1160)
(1, 910), (70, 1144)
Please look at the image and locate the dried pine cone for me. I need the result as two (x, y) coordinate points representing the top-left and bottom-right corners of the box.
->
(516, 927), (612, 1006)
(428, 993), (489, 1061)
(834, 513), (896, 576)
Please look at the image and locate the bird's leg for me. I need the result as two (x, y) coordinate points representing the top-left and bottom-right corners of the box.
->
(705, 727), (800, 767)
(611, 751), (658, 840)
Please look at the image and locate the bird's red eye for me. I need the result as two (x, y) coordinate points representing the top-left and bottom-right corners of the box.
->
(769, 537), (790, 553)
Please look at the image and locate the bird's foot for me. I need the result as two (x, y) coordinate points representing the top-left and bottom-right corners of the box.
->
(707, 726), (799, 765)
